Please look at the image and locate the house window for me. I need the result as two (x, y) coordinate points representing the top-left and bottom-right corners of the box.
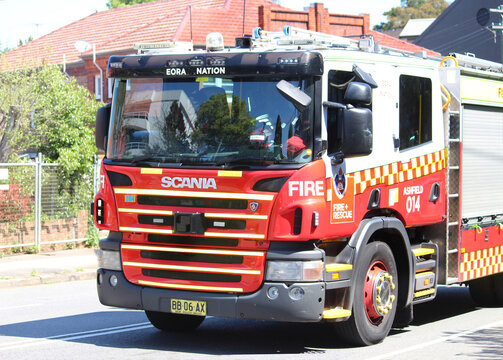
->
(95, 75), (102, 100)
(108, 78), (114, 99)
(399, 75), (432, 150)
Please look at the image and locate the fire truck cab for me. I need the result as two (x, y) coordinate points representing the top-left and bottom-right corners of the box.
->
(93, 27), (503, 345)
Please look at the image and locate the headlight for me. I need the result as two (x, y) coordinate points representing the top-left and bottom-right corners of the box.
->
(265, 260), (323, 281)
(96, 249), (122, 271)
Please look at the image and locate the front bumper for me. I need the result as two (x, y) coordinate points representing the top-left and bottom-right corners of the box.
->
(97, 269), (325, 322)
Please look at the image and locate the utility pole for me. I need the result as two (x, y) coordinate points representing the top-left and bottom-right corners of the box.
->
(490, 5), (503, 63)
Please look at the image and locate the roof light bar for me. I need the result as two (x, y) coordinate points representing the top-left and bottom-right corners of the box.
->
(133, 42), (193, 54)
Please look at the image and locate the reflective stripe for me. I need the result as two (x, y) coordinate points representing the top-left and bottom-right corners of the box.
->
(325, 263), (353, 272)
(123, 261), (261, 275)
(120, 227), (173, 234)
(412, 248), (435, 257)
(118, 208), (173, 216)
(460, 244), (503, 281)
(141, 168), (162, 174)
(205, 212), (268, 220)
(119, 227), (265, 240)
(414, 288), (435, 298)
(138, 279), (243, 292)
(322, 308), (352, 319)
(204, 232), (265, 239)
(217, 170), (242, 177)
(122, 244), (265, 257)
(114, 188), (274, 201)
(353, 149), (446, 195)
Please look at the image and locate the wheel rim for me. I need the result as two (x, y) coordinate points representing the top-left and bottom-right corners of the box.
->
(364, 260), (396, 325)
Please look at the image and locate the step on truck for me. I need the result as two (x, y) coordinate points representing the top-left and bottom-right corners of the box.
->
(93, 26), (503, 345)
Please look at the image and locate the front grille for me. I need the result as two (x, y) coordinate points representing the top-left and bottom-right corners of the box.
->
(205, 218), (246, 229)
(138, 215), (174, 226)
(141, 250), (243, 264)
(115, 181), (274, 293)
(138, 196), (247, 209)
(121, 243), (266, 293)
(143, 269), (241, 282)
(148, 234), (239, 247)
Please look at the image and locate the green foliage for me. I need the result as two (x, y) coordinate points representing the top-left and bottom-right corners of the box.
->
(0, 41), (10, 55)
(86, 215), (100, 248)
(0, 68), (38, 161)
(0, 65), (100, 231)
(0, 183), (32, 222)
(0, 65), (101, 185)
(192, 93), (254, 150)
(17, 36), (33, 48)
(106, 0), (156, 8)
(24, 246), (38, 255)
(374, 0), (449, 31)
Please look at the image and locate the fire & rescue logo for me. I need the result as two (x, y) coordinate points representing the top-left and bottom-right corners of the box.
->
(334, 168), (347, 199)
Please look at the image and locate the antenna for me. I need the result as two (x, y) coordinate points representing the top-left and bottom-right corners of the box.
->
(189, 5), (193, 45)
(74, 40), (91, 53)
(242, 0), (246, 37)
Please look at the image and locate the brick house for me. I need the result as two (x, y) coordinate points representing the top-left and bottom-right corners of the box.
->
(1, 0), (438, 101)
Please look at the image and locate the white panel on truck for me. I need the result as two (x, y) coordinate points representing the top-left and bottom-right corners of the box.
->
(461, 105), (503, 219)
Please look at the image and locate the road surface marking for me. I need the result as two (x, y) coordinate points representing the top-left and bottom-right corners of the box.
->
(0, 322), (152, 351)
(0, 304), (42, 311)
(366, 319), (503, 360)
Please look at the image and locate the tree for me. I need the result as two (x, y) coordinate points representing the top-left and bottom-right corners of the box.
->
(374, 0), (449, 31)
(0, 65), (101, 181)
(106, 0), (156, 8)
(0, 41), (9, 55)
(17, 36), (33, 48)
(192, 93), (254, 151)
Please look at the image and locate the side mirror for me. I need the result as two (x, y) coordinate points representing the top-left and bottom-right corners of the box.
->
(344, 82), (372, 106)
(96, 103), (111, 152)
(342, 107), (372, 157)
(276, 80), (312, 111)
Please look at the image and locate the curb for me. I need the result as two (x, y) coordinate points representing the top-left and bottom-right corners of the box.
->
(0, 269), (96, 289)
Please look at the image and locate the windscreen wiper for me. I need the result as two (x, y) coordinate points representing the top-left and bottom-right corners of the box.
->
(130, 155), (160, 163)
(216, 157), (278, 167)
(130, 154), (222, 167)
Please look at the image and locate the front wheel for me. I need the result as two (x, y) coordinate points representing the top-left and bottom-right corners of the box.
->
(335, 241), (398, 346)
(145, 310), (205, 332)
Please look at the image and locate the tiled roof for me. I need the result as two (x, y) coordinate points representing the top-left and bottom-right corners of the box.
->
(1, 0), (438, 71)
(1, 0), (228, 70)
(370, 30), (440, 57)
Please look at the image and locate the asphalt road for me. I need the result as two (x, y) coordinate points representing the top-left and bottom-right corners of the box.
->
(1, 280), (502, 360)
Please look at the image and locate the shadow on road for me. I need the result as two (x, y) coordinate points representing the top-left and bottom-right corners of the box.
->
(0, 285), (497, 356)
(412, 285), (477, 326)
(446, 326), (503, 359)
(0, 310), (353, 355)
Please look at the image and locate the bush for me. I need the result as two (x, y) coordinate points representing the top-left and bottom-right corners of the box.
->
(0, 183), (32, 222)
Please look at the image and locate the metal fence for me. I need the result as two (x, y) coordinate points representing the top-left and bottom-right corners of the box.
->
(0, 154), (100, 251)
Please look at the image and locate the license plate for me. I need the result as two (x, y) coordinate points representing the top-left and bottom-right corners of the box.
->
(170, 299), (207, 316)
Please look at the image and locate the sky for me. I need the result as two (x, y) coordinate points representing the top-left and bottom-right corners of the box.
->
(0, 0), (402, 50)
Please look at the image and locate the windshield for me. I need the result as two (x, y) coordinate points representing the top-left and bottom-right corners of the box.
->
(107, 76), (314, 167)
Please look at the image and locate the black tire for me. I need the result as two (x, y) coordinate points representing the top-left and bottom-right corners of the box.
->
(335, 241), (399, 346)
(494, 273), (503, 304)
(469, 273), (503, 307)
(145, 310), (205, 332)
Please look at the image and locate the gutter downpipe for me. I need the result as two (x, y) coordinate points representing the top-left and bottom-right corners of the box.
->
(93, 44), (103, 101)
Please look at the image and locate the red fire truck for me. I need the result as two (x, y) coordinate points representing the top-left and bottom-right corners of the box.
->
(93, 27), (503, 345)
